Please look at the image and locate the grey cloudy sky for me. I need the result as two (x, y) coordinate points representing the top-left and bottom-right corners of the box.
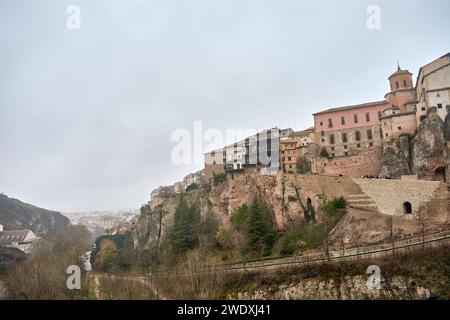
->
(0, 0), (449, 212)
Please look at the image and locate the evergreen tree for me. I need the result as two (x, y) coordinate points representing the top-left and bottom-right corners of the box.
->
(246, 198), (276, 256)
(170, 197), (201, 255)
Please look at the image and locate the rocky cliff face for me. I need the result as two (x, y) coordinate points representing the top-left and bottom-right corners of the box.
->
(411, 108), (446, 179)
(228, 275), (434, 300)
(379, 136), (412, 178)
(379, 107), (448, 180)
(134, 171), (366, 251)
(0, 194), (70, 235)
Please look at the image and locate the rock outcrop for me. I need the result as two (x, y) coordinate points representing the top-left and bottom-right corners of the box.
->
(133, 171), (364, 251)
(379, 135), (412, 178)
(411, 107), (446, 179)
(229, 275), (433, 300)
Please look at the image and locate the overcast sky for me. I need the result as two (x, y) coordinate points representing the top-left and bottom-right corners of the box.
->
(0, 0), (449, 212)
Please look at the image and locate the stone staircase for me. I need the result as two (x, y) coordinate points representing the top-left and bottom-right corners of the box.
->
(346, 193), (379, 212)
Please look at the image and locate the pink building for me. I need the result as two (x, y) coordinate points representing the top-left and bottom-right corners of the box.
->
(313, 100), (388, 134)
(313, 100), (388, 157)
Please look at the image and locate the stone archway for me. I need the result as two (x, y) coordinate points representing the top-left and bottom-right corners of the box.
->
(435, 166), (446, 182)
(403, 201), (412, 214)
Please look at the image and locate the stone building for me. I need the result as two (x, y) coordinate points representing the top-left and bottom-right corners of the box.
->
(280, 139), (299, 173)
(415, 52), (450, 123)
(204, 128), (281, 180)
(0, 224), (38, 254)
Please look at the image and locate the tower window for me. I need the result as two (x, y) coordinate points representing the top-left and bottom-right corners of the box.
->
(328, 118), (333, 128)
(320, 121), (323, 126)
(396, 81), (399, 89)
(366, 112), (370, 122)
(403, 80), (407, 87)
(353, 114), (358, 123)
(341, 116), (345, 125)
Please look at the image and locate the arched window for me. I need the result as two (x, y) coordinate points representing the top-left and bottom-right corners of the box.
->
(403, 202), (412, 214)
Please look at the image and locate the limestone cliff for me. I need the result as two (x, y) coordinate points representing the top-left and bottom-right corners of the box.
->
(379, 135), (411, 178)
(133, 171), (364, 251)
(379, 107), (448, 180)
(411, 108), (446, 179)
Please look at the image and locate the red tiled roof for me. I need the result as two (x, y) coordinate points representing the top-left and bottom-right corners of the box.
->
(313, 100), (387, 116)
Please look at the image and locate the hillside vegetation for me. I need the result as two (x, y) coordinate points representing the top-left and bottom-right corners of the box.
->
(0, 194), (70, 234)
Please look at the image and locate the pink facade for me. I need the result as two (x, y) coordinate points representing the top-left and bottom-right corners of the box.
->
(313, 101), (389, 133)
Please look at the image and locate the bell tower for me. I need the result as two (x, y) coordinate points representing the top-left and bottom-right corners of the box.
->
(388, 62), (413, 91)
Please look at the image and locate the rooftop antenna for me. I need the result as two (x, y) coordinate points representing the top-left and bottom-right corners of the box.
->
(397, 59), (401, 71)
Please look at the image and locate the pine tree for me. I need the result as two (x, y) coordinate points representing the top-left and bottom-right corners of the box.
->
(246, 198), (276, 256)
(170, 197), (201, 255)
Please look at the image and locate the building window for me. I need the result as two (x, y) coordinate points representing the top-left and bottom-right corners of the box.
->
(378, 111), (382, 119)
(344, 145), (348, 149)
(329, 134), (335, 144)
(211, 151), (215, 156)
(344, 152), (348, 156)
(331, 146), (335, 151)
(367, 129), (373, 140)
(328, 118), (333, 128)
(421, 107), (426, 111)
(438, 103), (443, 109)
(397, 126), (402, 130)
(353, 114), (358, 123)
(396, 81), (399, 89)
(341, 116), (345, 125)
(403, 79), (407, 87)
(321, 131), (324, 136)
(342, 132), (348, 143)
(321, 138), (325, 142)
(385, 133), (388, 137)
(320, 121), (323, 126)
(357, 143), (361, 148)
(365, 112), (370, 122)
(288, 157), (291, 161)
(369, 142), (373, 147)
(355, 130), (361, 141)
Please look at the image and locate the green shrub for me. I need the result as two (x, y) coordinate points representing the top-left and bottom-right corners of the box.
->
(334, 196), (346, 208)
(324, 196), (346, 216)
(324, 201), (336, 216)
(230, 204), (248, 229)
(296, 157), (311, 174)
(215, 227), (233, 250)
(213, 173), (227, 185)
(185, 183), (199, 192)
